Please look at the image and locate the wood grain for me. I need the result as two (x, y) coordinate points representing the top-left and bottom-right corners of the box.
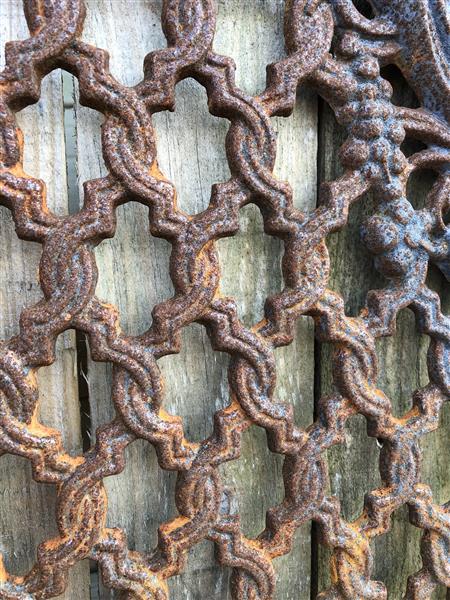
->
(2, 2), (447, 599)
(73, 1), (317, 597)
(316, 76), (450, 599)
(0, 3), (89, 597)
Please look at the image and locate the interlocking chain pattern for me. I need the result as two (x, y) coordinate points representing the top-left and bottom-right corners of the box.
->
(0, 0), (449, 598)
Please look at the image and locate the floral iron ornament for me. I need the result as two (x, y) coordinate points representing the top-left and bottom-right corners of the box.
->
(0, 0), (449, 598)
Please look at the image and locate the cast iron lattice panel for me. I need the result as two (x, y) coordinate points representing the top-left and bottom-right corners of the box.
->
(0, 0), (449, 598)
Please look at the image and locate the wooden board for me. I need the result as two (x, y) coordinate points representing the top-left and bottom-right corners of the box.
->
(316, 78), (450, 600)
(0, 3), (89, 598)
(1, 1), (448, 599)
(73, 1), (317, 597)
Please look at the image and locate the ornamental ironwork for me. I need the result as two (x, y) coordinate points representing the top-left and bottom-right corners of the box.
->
(0, 0), (449, 598)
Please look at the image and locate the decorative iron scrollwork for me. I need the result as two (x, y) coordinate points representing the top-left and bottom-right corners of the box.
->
(0, 1), (448, 597)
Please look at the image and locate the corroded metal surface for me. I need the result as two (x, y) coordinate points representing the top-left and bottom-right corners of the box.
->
(0, 0), (449, 598)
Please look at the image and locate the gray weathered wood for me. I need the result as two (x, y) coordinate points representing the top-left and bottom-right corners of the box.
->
(74, 1), (317, 597)
(316, 78), (450, 599)
(0, 2), (89, 597)
(3, 2), (447, 598)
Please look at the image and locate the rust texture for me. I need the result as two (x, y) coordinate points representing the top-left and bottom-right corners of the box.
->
(0, 0), (449, 598)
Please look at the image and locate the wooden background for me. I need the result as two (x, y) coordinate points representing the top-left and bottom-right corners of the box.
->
(0, 1), (448, 598)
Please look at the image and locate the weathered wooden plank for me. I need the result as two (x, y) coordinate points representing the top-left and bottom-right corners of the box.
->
(213, 6), (318, 595)
(316, 71), (450, 599)
(0, 2), (89, 597)
(74, 0), (317, 597)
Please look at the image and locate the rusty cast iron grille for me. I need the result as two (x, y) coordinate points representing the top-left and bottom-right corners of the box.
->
(0, 0), (449, 598)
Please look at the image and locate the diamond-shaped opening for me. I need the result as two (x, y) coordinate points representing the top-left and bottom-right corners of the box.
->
(218, 203), (283, 328)
(375, 308), (429, 418)
(102, 439), (177, 553)
(272, 522), (311, 598)
(0, 455), (57, 576)
(220, 426), (284, 539)
(169, 539), (230, 598)
(153, 77), (230, 215)
(0, 64), (70, 216)
(325, 414), (381, 523)
(35, 331), (84, 457)
(272, 88), (318, 212)
(158, 323), (228, 443)
(95, 202), (173, 336)
(370, 505), (446, 599)
(79, 0), (165, 87)
(92, 439), (177, 598)
(273, 316), (315, 430)
(214, 0), (285, 95)
(327, 197), (385, 317)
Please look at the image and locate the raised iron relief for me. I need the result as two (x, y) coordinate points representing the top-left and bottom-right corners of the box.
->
(0, 1), (448, 598)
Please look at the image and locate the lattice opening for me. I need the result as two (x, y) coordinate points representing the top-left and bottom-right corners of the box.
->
(326, 194), (385, 316)
(430, 585), (450, 600)
(1, 0), (449, 596)
(159, 322), (228, 442)
(273, 316), (315, 430)
(0, 0), (28, 68)
(36, 332), (83, 456)
(426, 263), (449, 298)
(103, 439), (177, 553)
(371, 506), (424, 599)
(95, 202), (173, 336)
(355, 0), (376, 19)
(169, 539), (230, 599)
(325, 414), (381, 523)
(272, 88), (318, 212)
(220, 426), (284, 539)
(153, 78), (230, 215)
(272, 522), (312, 599)
(219, 203), (283, 328)
(214, 0), (286, 95)
(317, 99), (346, 181)
(400, 138), (427, 159)
(18, 71), (69, 216)
(72, 84), (107, 183)
(79, 0), (165, 87)
(0, 455), (57, 576)
(375, 308), (429, 418)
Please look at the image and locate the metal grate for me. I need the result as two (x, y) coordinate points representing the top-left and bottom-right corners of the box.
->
(0, 0), (449, 598)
